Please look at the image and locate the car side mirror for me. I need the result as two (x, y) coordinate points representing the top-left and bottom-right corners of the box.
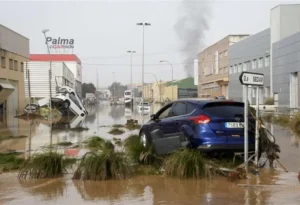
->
(150, 114), (156, 120)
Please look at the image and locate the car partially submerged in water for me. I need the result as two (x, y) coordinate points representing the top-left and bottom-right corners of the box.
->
(139, 99), (255, 155)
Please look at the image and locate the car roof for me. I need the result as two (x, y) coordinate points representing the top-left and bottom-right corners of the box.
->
(174, 99), (244, 107)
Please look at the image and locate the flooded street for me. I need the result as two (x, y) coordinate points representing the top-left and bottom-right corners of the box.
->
(1, 171), (300, 205)
(1, 102), (300, 204)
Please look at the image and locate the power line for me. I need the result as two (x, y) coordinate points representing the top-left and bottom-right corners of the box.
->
(81, 53), (270, 67)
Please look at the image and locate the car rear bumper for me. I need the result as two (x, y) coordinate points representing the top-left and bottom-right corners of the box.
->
(196, 144), (255, 153)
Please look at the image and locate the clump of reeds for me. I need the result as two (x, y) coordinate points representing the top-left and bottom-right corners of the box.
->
(164, 149), (211, 179)
(56, 141), (73, 146)
(108, 128), (125, 135)
(0, 153), (24, 172)
(18, 152), (72, 179)
(112, 124), (125, 128)
(83, 136), (115, 151)
(264, 97), (274, 105)
(124, 135), (162, 166)
(112, 137), (122, 146)
(70, 127), (89, 132)
(289, 112), (300, 136)
(125, 120), (141, 130)
(273, 114), (290, 127)
(261, 113), (273, 123)
(72, 150), (132, 181)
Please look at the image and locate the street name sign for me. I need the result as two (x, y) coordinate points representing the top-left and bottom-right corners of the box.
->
(239, 72), (264, 86)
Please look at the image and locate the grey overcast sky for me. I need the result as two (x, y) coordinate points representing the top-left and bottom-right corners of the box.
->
(0, 0), (299, 87)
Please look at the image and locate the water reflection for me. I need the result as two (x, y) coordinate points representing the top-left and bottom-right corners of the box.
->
(18, 178), (66, 201)
(109, 105), (126, 121)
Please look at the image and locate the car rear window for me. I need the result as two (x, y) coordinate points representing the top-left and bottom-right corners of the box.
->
(202, 102), (244, 117)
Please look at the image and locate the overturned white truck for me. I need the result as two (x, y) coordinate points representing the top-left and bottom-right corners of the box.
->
(37, 86), (88, 117)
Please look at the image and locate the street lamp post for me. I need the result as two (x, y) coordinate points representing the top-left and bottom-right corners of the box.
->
(160, 60), (174, 101)
(112, 72), (115, 98)
(137, 22), (151, 124)
(42, 29), (52, 117)
(127, 51), (136, 91)
(42, 29), (53, 145)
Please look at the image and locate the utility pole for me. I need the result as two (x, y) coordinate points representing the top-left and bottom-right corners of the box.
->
(42, 29), (53, 146)
(96, 67), (99, 103)
(112, 72), (115, 98)
(137, 22), (151, 124)
(160, 60), (174, 101)
(42, 29), (52, 120)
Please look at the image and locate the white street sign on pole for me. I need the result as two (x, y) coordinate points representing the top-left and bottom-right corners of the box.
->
(239, 72), (264, 86)
(239, 71), (264, 172)
(243, 85), (249, 171)
(255, 87), (259, 166)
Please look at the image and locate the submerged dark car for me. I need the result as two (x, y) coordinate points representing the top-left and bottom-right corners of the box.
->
(139, 99), (255, 154)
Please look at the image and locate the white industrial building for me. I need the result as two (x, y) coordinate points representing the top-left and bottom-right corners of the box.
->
(26, 54), (83, 100)
(24, 61), (74, 100)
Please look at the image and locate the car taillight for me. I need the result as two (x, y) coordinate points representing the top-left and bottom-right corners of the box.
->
(189, 115), (211, 124)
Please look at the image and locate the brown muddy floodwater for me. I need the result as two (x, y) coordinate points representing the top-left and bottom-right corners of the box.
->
(1, 101), (300, 204)
(1, 170), (300, 205)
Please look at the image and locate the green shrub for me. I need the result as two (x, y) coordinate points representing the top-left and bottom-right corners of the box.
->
(108, 128), (125, 135)
(0, 153), (24, 172)
(72, 150), (132, 181)
(18, 152), (73, 179)
(83, 136), (114, 151)
(289, 112), (300, 136)
(112, 124), (125, 128)
(164, 149), (209, 179)
(273, 114), (290, 127)
(264, 97), (274, 105)
(124, 135), (161, 166)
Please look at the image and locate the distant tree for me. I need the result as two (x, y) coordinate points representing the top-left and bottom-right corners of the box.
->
(82, 83), (96, 98)
(108, 82), (127, 98)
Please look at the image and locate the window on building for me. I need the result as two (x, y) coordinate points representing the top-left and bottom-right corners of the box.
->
(20, 62), (24, 72)
(243, 62), (247, 71)
(14, 60), (18, 71)
(238, 63), (242, 72)
(234, 65), (237, 73)
(224, 50), (228, 57)
(258, 58), (263, 68)
(1, 57), (5, 68)
(229, 66), (233, 74)
(252, 59), (257, 69)
(265, 56), (270, 67)
(9, 59), (13, 70)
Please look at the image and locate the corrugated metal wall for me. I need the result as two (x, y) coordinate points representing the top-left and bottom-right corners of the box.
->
(24, 62), (57, 99)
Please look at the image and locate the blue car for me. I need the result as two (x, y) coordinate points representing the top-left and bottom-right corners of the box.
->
(139, 99), (255, 153)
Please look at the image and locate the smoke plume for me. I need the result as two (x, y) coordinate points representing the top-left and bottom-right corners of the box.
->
(174, 0), (212, 77)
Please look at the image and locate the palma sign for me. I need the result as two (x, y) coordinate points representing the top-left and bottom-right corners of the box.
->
(46, 37), (74, 49)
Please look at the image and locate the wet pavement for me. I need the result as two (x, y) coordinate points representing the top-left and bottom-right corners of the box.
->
(1, 101), (300, 204)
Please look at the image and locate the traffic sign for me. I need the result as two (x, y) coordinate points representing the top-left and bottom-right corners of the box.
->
(239, 71), (264, 86)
